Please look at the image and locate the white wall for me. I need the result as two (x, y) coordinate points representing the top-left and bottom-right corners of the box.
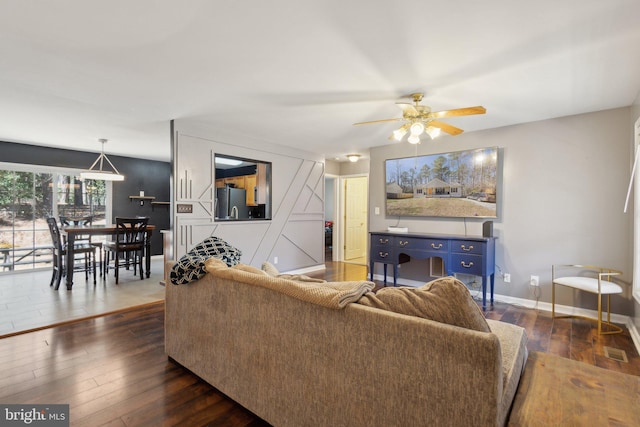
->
(172, 119), (326, 272)
(340, 158), (370, 175)
(325, 178), (335, 222)
(369, 107), (634, 315)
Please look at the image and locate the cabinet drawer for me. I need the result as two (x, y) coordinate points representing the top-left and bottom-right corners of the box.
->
(450, 254), (483, 275)
(395, 237), (449, 252)
(371, 248), (394, 262)
(371, 235), (394, 247)
(452, 240), (483, 255)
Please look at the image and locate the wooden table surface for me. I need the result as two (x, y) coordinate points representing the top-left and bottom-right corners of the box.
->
(508, 351), (640, 426)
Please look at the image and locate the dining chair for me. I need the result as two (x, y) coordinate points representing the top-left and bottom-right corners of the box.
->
(103, 217), (150, 284)
(60, 215), (104, 275)
(59, 215), (92, 241)
(46, 217), (97, 290)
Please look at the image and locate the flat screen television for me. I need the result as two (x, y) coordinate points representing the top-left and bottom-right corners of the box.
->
(385, 146), (499, 218)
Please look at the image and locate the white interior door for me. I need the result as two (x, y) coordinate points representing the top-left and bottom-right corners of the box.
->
(344, 176), (368, 261)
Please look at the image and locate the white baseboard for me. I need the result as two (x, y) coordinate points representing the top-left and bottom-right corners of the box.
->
(629, 321), (640, 356)
(286, 264), (326, 275)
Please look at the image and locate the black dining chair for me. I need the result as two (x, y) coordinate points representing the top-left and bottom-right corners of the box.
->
(103, 217), (149, 284)
(59, 215), (92, 241)
(60, 215), (104, 275)
(46, 217), (97, 290)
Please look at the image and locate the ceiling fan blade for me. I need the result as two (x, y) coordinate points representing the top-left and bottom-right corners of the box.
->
(427, 106), (486, 119)
(353, 118), (404, 126)
(429, 120), (464, 135)
(396, 102), (419, 117)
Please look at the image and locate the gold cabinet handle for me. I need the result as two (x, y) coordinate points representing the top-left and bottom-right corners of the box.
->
(460, 261), (474, 268)
(378, 238), (389, 244)
(399, 240), (409, 246)
(378, 252), (389, 258)
(431, 243), (443, 249)
(461, 245), (474, 252)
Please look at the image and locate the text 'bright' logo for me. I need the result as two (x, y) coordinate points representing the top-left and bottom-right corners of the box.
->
(1, 404), (69, 426)
(5, 408), (47, 423)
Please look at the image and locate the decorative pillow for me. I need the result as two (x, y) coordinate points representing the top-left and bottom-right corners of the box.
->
(261, 261), (326, 283)
(261, 261), (280, 276)
(170, 236), (242, 285)
(357, 276), (490, 332)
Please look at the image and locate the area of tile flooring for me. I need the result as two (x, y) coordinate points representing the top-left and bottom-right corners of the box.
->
(0, 256), (166, 337)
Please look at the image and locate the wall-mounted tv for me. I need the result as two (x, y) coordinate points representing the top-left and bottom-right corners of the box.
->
(385, 146), (499, 218)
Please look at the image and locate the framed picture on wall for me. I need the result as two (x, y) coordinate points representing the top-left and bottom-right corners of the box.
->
(385, 146), (499, 218)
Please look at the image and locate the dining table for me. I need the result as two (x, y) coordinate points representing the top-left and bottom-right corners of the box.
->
(61, 224), (155, 289)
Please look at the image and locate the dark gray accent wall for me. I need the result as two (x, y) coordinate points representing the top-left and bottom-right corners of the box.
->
(0, 141), (171, 255)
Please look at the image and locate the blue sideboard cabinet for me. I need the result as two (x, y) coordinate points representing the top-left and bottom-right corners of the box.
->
(370, 231), (497, 309)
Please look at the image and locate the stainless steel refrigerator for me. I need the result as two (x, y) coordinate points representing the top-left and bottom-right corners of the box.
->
(216, 187), (249, 219)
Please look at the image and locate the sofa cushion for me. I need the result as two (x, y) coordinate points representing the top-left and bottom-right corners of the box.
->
(261, 261), (280, 276)
(170, 236), (242, 285)
(357, 276), (490, 332)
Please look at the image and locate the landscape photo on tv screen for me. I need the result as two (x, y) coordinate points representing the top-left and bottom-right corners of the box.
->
(385, 146), (499, 218)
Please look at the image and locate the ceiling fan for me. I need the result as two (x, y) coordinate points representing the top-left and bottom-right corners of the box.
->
(353, 93), (486, 144)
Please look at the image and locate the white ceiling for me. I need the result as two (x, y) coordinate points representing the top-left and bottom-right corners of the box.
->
(1, 0), (639, 163)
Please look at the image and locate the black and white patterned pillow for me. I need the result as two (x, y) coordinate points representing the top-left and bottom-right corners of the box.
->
(170, 236), (242, 285)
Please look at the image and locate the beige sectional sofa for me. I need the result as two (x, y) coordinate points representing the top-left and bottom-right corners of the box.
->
(165, 258), (528, 427)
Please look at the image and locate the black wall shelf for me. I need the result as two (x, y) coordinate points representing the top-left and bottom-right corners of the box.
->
(129, 195), (156, 206)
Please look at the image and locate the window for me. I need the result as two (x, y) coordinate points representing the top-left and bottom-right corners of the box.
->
(214, 154), (272, 220)
(0, 163), (111, 272)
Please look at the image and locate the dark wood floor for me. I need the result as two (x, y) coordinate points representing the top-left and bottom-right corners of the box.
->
(0, 261), (638, 426)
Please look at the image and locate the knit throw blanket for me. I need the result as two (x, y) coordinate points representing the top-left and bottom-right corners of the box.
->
(204, 258), (374, 309)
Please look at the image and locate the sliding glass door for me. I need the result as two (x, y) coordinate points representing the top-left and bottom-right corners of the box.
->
(0, 164), (110, 272)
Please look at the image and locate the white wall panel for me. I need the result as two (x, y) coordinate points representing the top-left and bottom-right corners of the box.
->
(171, 119), (325, 272)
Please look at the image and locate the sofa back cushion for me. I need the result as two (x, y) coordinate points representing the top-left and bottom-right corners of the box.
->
(357, 277), (490, 332)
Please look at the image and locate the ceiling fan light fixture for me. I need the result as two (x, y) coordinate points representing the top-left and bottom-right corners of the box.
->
(346, 154), (361, 162)
(80, 139), (125, 181)
(352, 92), (486, 145)
(425, 126), (441, 139)
(392, 128), (407, 141)
(407, 135), (421, 144)
(410, 122), (425, 136)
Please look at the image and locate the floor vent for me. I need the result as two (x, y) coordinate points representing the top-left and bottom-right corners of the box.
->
(604, 347), (628, 363)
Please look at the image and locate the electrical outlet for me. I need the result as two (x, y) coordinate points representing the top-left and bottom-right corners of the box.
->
(274, 256), (278, 265)
(530, 275), (539, 286)
(503, 273), (511, 283)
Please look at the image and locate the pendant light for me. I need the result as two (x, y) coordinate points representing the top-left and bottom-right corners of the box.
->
(80, 139), (125, 181)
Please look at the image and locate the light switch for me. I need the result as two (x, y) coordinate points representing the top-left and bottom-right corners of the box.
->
(177, 203), (193, 213)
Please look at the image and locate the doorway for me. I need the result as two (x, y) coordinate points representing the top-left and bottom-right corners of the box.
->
(343, 175), (368, 265)
(324, 175), (337, 261)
